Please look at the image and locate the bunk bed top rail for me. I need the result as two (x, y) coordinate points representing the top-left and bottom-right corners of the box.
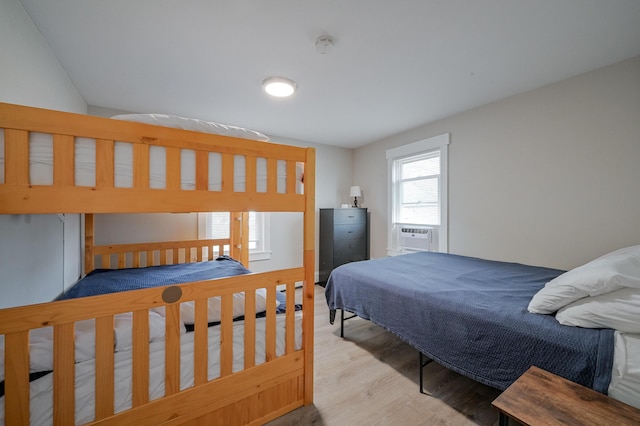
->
(0, 102), (310, 214)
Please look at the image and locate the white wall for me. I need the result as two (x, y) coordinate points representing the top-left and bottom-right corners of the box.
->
(355, 56), (640, 270)
(0, 0), (87, 308)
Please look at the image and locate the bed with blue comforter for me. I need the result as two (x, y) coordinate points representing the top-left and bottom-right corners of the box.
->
(325, 251), (614, 393)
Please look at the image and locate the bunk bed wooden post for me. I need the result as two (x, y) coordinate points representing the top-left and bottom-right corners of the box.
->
(230, 211), (249, 266)
(85, 213), (95, 273)
(303, 147), (316, 404)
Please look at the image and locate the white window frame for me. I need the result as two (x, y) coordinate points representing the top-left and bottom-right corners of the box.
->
(198, 212), (271, 261)
(386, 133), (449, 255)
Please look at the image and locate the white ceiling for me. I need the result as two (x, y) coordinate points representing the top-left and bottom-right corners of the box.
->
(20, 0), (640, 148)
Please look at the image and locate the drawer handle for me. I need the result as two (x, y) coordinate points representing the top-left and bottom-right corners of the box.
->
(348, 215), (354, 218)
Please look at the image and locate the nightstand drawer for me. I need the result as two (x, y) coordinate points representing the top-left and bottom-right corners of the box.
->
(333, 209), (366, 225)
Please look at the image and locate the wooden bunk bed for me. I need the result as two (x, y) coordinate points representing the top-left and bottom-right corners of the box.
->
(0, 102), (316, 425)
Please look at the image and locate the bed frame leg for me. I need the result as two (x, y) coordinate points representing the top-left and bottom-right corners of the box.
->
(339, 309), (359, 338)
(419, 352), (432, 394)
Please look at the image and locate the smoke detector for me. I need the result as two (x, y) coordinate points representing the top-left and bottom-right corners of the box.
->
(315, 35), (335, 55)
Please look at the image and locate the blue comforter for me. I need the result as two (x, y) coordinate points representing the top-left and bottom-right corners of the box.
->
(325, 252), (614, 392)
(58, 256), (251, 300)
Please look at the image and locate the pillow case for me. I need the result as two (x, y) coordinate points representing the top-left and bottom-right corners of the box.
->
(528, 245), (640, 314)
(555, 287), (640, 333)
(111, 113), (270, 142)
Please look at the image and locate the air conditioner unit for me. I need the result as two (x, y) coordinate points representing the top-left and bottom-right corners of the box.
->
(399, 227), (432, 252)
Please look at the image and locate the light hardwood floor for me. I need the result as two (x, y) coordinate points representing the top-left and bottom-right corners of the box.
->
(267, 285), (503, 426)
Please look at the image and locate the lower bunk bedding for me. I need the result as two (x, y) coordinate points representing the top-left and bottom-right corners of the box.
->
(0, 312), (303, 425)
(0, 256), (302, 425)
(325, 252), (616, 394)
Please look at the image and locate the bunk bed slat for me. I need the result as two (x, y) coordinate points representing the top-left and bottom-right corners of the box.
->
(165, 303), (181, 396)
(285, 281), (295, 354)
(132, 309), (150, 407)
(245, 155), (257, 193)
(195, 150), (208, 191)
(53, 323), (75, 425)
(166, 146), (180, 190)
(222, 153), (234, 193)
(244, 290), (257, 369)
(220, 294), (234, 377)
(194, 298), (209, 386)
(267, 158), (278, 194)
(133, 143), (150, 189)
(4, 331), (30, 426)
(286, 161), (296, 194)
(96, 139), (115, 189)
(265, 288), (277, 362)
(53, 134), (74, 186)
(95, 315), (116, 419)
(4, 129), (29, 185)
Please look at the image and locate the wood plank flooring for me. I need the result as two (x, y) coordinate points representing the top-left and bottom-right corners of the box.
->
(267, 285), (503, 426)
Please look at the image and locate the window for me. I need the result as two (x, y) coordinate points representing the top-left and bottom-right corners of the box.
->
(199, 212), (271, 261)
(386, 134), (449, 254)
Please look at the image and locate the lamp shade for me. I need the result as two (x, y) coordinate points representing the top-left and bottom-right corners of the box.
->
(349, 186), (362, 197)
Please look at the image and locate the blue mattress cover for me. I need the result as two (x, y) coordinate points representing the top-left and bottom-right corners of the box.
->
(325, 252), (614, 392)
(58, 256), (250, 300)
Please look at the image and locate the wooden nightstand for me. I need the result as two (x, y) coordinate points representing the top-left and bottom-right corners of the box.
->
(492, 366), (640, 425)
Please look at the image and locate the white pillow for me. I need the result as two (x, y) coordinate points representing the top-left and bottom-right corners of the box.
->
(555, 287), (640, 333)
(528, 245), (640, 314)
(111, 113), (270, 141)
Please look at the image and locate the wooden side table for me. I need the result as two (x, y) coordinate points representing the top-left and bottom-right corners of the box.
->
(492, 366), (640, 425)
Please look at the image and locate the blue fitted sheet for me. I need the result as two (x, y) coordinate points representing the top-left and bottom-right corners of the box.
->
(325, 251), (614, 392)
(58, 256), (251, 300)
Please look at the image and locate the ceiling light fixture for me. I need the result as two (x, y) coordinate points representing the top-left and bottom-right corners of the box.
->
(262, 76), (297, 98)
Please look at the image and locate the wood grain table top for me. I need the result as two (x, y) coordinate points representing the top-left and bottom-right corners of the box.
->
(492, 366), (640, 426)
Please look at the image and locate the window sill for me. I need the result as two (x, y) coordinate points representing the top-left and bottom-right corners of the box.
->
(249, 250), (272, 262)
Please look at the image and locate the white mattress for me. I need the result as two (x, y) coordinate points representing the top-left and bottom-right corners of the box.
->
(0, 311), (303, 425)
(0, 130), (303, 194)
